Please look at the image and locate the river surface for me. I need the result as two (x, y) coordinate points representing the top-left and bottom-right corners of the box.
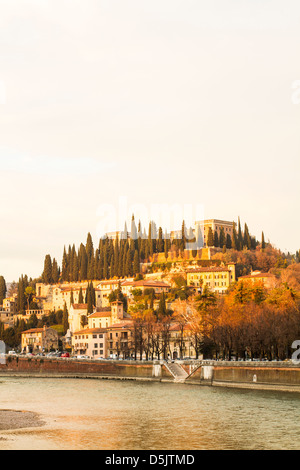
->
(0, 377), (300, 450)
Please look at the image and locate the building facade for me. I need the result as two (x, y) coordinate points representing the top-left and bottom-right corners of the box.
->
(72, 328), (107, 358)
(21, 326), (59, 353)
(186, 264), (236, 294)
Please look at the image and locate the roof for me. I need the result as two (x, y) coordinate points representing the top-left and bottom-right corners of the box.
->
(89, 312), (112, 318)
(98, 280), (121, 286)
(22, 328), (45, 334)
(72, 304), (88, 310)
(108, 321), (134, 329)
(121, 280), (170, 288)
(186, 267), (230, 273)
(73, 328), (107, 335)
(21, 327), (57, 334)
(239, 273), (274, 279)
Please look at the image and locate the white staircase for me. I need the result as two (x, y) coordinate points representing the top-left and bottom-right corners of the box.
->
(164, 361), (189, 383)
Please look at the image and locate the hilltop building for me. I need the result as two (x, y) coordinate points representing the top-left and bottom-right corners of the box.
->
(186, 264), (236, 295)
(238, 271), (277, 289)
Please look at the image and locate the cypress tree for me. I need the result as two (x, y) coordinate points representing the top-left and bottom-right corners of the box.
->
(237, 217), (243, 251)
(70, 289), (74, 306)
(226, 234), (232, 249)
(164, 239), (169, 260)
(52, 258), (60, 284)
(158, 227), (164, 253)
(262, 232), (266, 249)
(61, 247), (68, 282)
(181, 220), (186, 252)
(148, 222), (154, 259)
(62, 302), (69, 334)
(79, 244), (88, 281)
(0, 276), (7, 305)
(43, 255), (53, 284)
(213, 230), (219, 248)
(78, 287), (84, 304)
(243, 223), (251, 250)
(219, 228), (226, 248)
(86, 282), (94, 314)
(157, 292), (167, 316)
(207, 227), (214, 247)
(232, 224), (238, 250)
(133, 250), (140, 275)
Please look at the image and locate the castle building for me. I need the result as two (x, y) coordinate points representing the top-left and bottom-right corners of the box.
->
(194, 219), (234, 247)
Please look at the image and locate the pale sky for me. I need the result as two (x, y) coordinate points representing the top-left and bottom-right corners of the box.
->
(0, 0), (300, 281)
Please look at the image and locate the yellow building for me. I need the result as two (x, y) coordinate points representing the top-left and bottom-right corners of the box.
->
(186, 264), (236, 294)
(21, 326), (59, 354)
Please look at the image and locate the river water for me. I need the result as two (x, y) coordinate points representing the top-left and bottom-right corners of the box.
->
(0, 376), (300, 450)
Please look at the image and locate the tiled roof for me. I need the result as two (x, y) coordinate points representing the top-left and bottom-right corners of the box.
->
(239, 273), (274, 279)
(21, 328), (45, 334)
(121, 280), (170, 288)
(89, 312), (112, 318)
(186, 267), (229, 273)
(72, 304), (88, 310)
(108, 321), (134, 329)
(73, 327), (107, 335)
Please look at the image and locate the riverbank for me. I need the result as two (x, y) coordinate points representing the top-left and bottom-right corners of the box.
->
(1, 357), (300, 393)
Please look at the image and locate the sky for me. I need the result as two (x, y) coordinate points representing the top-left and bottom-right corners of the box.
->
(0, 0), (300, 281)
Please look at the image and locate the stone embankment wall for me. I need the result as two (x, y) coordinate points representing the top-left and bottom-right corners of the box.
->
(1, 357), (300, 392)
(187, 361), (300, 392)
(0, 356), (172, 380)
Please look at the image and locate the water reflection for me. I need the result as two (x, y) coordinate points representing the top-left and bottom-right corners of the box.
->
(0, 378), (300, 450)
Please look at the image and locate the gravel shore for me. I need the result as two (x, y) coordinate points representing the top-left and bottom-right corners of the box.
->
(0, 410), (45, 431)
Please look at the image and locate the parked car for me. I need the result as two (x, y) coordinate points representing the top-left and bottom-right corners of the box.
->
(61, 352), (70, 358)
(8, 350), (17, 356)
(76, 355), (89, 359)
